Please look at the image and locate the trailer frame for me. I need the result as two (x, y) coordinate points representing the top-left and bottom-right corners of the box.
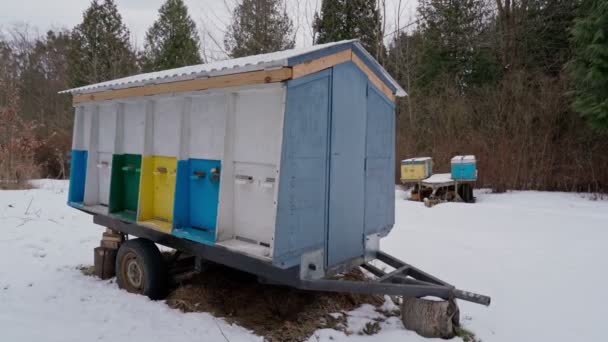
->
(93, 214), (490, 306)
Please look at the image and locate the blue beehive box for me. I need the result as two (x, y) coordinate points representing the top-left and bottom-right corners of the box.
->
(451, 155), (477, 180)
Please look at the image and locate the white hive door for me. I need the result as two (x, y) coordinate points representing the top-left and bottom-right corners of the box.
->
(233, 162), (276, 245)
(231, 89), (283, 246)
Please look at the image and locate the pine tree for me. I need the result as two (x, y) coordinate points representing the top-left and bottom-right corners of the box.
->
(68, 0), (137, 87)
(314, 0), (384, 60)
(224, 0), (295, 58)
(569, 0), (608, 131)
(143, 0), (202, 72)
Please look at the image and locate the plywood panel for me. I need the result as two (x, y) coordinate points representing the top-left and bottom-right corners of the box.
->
(273, 71), (331, 268)
(365, 85), (395, 236)
(327, 62), (367, 267)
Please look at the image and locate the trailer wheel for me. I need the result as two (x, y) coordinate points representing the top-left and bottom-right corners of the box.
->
(116, 238), (168, 300)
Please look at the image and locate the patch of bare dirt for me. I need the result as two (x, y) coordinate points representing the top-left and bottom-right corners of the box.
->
(165, 263), (384, 341)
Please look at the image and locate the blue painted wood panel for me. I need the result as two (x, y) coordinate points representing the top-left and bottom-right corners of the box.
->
(274, 70), (332, 268)
(189, 159), (221, 230)
(365, 84), (396, 236)
(68, 150), (87, 207)
(326, 62), (367, 267)
(172, 158), (221, 245)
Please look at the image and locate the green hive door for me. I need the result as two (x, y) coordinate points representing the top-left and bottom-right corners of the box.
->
(109, 154), (142, 221)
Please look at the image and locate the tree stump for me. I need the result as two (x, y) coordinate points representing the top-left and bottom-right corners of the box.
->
(401, 297), (460, 338)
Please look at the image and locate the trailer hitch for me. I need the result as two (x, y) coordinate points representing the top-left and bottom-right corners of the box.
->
(297, 251), (490, 306)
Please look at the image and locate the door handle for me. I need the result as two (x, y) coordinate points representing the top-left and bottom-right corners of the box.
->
(235, 174), (253, 185)
(153, 166), (168, 175)
(190, 170), (206, 180)
(261, 177), (275, 189)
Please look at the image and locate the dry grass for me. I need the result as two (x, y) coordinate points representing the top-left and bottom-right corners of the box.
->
(166, 264), (384, 341)
(0, 180), (34, 190)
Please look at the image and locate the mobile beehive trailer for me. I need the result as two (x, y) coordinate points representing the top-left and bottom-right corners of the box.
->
(62, 40), (489, 316)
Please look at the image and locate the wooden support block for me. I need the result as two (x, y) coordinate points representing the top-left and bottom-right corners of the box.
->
(94, 246), (117, 280)
(100, 240), (121, 249)
(100, 229), (125, 250)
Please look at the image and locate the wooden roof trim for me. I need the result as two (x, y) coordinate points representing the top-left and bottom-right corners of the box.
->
(72, 68), (293, 104)
(291, 49), (352, 79)
(292, 48), (395, 102)
(72, 49), (396, 105)
(351, 52), (396, 102)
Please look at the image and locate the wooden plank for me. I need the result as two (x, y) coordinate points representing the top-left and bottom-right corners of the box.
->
(292, 49), (353, 79)
(72, 52), (397, 104)
(73, 68), (293, 104)
(351, 53), (396, 102)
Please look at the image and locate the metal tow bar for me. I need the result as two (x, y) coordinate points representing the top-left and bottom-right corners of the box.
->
(299, 251), (491, 306)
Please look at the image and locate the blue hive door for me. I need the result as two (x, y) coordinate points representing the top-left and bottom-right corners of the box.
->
(189, 159), (221, 232)
(173, 158), (222, 245)
(326, 62), (368, 268)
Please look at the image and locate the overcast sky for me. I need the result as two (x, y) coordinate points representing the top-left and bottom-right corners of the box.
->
(0, 0), (417, 59)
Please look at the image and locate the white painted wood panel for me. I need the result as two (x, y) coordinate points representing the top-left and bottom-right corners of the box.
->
(233, 162), (277, 245)
(233, 88), (284, 165)
(81, 105), (94, 151)
(216, 93), (236, 242)
(97, 152), (113, 205)
(216, 86), (285, 250)
(72, 107), (85, 150)
(152, 97), (182, 157)
(189, 94), (227, 160)
(98, 103), (117, 153)
(121, 101), (146, 154)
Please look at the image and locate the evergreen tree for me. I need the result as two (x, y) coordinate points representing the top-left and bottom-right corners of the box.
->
(224, 0), (295, 58)
(415, 0), (498, 91)
(314, 0), (384, 60)
(143, 0), (202, 72)
(68, 0), (137, 87)
(569, 0), (608, 131)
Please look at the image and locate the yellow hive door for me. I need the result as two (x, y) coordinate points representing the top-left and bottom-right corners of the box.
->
(138, 156), (177, 233)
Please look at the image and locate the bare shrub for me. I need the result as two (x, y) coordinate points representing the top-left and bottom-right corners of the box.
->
(396, 71), (608, 193)
(0, 84), (43, 189)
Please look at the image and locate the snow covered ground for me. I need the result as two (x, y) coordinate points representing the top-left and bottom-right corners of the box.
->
(1, 180), (607, 341)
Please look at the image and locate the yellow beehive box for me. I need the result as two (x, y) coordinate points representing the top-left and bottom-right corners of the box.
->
(137, 155), (178, 233)
(401, 157), (433, 182)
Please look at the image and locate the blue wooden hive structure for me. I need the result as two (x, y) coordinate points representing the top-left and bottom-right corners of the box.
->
(62, 40), (407, 276)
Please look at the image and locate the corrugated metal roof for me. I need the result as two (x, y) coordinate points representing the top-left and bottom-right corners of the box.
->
(61, 40), (406, 97)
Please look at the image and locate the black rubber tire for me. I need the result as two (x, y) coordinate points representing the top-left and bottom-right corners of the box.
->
(116, 238), (168, 300)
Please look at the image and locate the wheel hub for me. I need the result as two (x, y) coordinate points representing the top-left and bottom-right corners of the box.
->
(125, 257), (143, 288)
